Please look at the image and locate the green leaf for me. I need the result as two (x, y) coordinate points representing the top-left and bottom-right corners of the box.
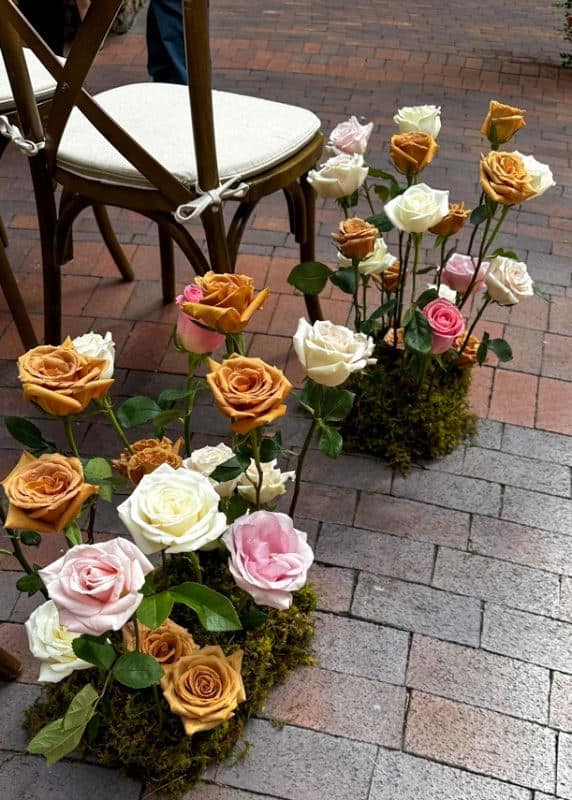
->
(72, 635), (116, 671)
(415, 288), (439, 308)
(339, 190), (359, 210)
(240, 607), (268, 629)
(16, 571), (44, 596)
(533, 285), (550, 302)
(490, 247), (519, 261)
(210, 454), (250, 483)
(4, 417), (55, 453)
(260, 434), (282, 462)
(153, 408), (184, 437)
(83, 457), (112, 484)
(64, 522), (82, 548)
(477, 331), (490, 365)
(366, 211), (394, 233)
(487, 338), (513, 362)
(470, 205), (488, 226)
(368, 297), (396, 321)
(136, 592), (174, 629)
(116, 396), (161, 430)
(63, 684), (99, 731)
(407, 353), (430, 384)
(169, 582), (242, 631)
(28, 717), (85, 766)
(404, 309), (433, 355)
(140, 572), (156, 597)
(330, 266), (357, 295)
(367, 167), (400, 190)
(296, 381), (321, 415)
(373, 184), (389, 202)
(113, 652), (164, 689)
(20, 530), (41, 547)
(318, 425), (343, 459)
(320, 388), (355, 423)
(157, 387), (193, 409)
(287, 261), (332, 295)
(223, 494), (250, 523)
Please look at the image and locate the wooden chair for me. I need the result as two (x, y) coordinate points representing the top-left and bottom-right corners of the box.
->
(0, 0), (324, 345)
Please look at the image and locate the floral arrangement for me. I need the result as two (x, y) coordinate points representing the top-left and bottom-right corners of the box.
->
(288, 100), (555, 469)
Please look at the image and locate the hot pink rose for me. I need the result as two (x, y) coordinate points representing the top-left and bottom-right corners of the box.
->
(175, 283), (224, 354)
(328, 115), (374, 155)
(440, 253), (489, 294)
(222, 511), (314, 610)
(39, 538), (153, 636)
(176, 284), (203, 306)
(423, 298), (465, 354)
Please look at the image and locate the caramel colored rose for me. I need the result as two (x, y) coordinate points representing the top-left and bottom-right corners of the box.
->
(123, 619), (198, 671)
(453, 332), (481, 368)
(161, 645), (246, 735)
(1, 452), (98, 533)
(206, 354), (292, 435)
(113, 437), (184, 485)
(372, 261), (401, 293)
(181, 273), (270, 334)
(390, 131), (439, 176)
(429, 202), (471, 237)
(480, 100), (526, 144)
(383, 327), (405, 350)
(479, 151), (536, 205)
(331, 218), (378, 260)
(18, 337), (114, 416)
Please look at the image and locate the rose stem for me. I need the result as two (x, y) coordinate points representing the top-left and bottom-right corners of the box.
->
(457, 296), (491, 358)
(160, 548), (168, 573)
(63, 415), (80, 458)
(288, 383), (322, 518)
(100, 396), (134, 455)
(86, 503), (96, 545)
(249, 429), (264, 509)
(410, 233), (422, 304)
(437, 236), (449, 289)
(362, 179), (376, 216)
(352, 258), (362, 330)
(184, 353), (204, 457)
(467, 191), (485, 258)
(189, 551), (203, 584)
(362, 276), (369, 324)
(394, 232), (404, 347)
(459, 205), (509, 311)
(5, 526), (49, 598)
(133, 616), (141, 651)
(395, 234), (412, 336)
(152, 684), (164, 733)
(340, 201), (349, 220)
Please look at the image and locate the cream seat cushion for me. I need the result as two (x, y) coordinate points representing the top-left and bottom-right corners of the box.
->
(0, 48), (60, 113)
(56, 82), (321, 189)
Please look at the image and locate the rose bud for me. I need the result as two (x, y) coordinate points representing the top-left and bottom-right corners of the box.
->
(390, 131), (439, 176)
(480, 100), (526, 144)
(429, 202), (471, 237)
(331, 217), (378, 261)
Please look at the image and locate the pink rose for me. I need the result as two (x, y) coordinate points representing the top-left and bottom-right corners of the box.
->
(440, 253), (489, 294)
(176, 284), (203, 306)
(423, 298), (465, 354)
(176, 312), (225, 355)
(222, 511), (314, 610)
(39, 538), (153, 636)
(328, 115), (374, 156)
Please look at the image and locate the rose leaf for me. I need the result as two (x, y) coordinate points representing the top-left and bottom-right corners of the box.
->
(136, 592), (174, 629)
(113, 652), (164, 689)
(169, 582), (242, 632)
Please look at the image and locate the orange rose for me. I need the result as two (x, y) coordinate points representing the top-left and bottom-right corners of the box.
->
(390, 131), (439, 175)
(453, 332), (481, 368)
(1, 452), (98, 533)
(429, 202), (471, 236)
(331, 217), (378, 261)
(181, 273), (270, 334)
(206, 354), (292, 435)
(113, 437), (184, 485)
(479, 151), (536, 205)
(122, 618), (198, 671)
(18, 337), (114, 416)
(480, 100), (526, 144)
(373, 261), (401, 293)
(383, 327), (406, 350)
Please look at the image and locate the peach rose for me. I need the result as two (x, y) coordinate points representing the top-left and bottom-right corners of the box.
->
(1, 452), (98, 533)
(453, 332), (481, 368)
(161, 645), (246, 735)
(383, 327), (406, 350)
(122, 618), (198, 671)
(18, 337), (114, 416)
(479, 151), (536, 205)
(480, 100), (526, 144)
(373, 261), (401, 293)
(113, 437), (184, 485)
(331, 217), (378, 261)
(206, 355), (292, 435)
(181, 273), (270, 334)
(390, 131), (439, 175)
(429, 202), (471, 237)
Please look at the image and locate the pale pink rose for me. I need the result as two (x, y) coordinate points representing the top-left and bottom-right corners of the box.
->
(423, 298), (465, 354)
(175, 283), (224, 354)
(328, 115), (374, 155)
(176, 284), (203, 306)
(440, 253), (489, 294)
(222, 511), (314, 610)
(39, 538), (153, 636)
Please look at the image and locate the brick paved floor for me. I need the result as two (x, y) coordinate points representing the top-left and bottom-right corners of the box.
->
(1, 0), (572, 798)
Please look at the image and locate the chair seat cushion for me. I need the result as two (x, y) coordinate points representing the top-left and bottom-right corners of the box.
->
(56, 83), (321, 189)
(0, 48), (60, 113)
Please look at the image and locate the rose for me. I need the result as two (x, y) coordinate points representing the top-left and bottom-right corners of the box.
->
(117, 463), (227, 554)
(176, 284), (203, 305)
(453, 332), (481, 368)
(383, 327), (405, 350)
(223, 511), (314, 609)
(513, 152), (556, 197)
(422, 298), (465, 354)
(390, 132), (439, 175)
(112, 437), (184, 486)
(39, 538), (153, 636)
(180, 273), (270, 335)
(429, 202), (471, 237)
(327, 115), (374, 155)
(307, 153), (369, 199)
(331, 218), (378, 260)
(293, 318), (376, 387)
(18, 337), (114, 416)
(72, 331), (115, 379)
(440, 253), (489, 294)
(237, 460), (295, 505)
(1, 452), (98, 533)
(480, 100), (525, 144)
(377, 261), (401, 292)
(479, 151), (536, 205)
(426, 282), (457, 303)
(484, 256), (534, 305)
(161, 645), (246, 735)
(206, 355), (292, 435)
(183, 442), (240, 498)
(393, 104), (441, 138)
(384, 183), (449, 234)
(175, 283), (225, 354)
(123, 618), (197, 671)
(24, 600), (92, 683)
(338, 237), (396, 277)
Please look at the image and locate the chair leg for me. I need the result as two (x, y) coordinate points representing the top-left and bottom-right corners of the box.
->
(299, 174), (323, 322)
(158, 224), (176, 303)
(93, 205), (134, 282)
(201, 207), (233, 273)
(0, 240), (37, 349)
(30, 158), (61, 344)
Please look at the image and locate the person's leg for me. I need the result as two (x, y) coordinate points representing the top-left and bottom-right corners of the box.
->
(146, 0), (187, 85)
(19, 0), (65, 55)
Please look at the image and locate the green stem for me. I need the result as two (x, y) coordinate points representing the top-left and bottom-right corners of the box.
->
(100, 396), (133, 454)
(467, 191), (485, 258)
(189, 551), (203, 584)
(410, 234), (422, 304)
(249, 430), (264, 509)
(341, 202), (349, 220)
(288, 384), (322, 518)
(184, 353), (204, 457)
(86, 503), (96, 545)
(7, 529), (48, 598)
(362, 276), (369, 324)
(396, 234), (412, 330)
(225, 333), (245, 356)
(457, 297), (491, 358)
(63, 415), (80, 458)
(152, 684), (164, 733)
(482, 204), (510, 256)
(133, 616), (141, 651)
(362, 179), (376, 215)
(458, 209), (493, 311)
(352, 259), (362, 331)
(437, 236), (448, 289)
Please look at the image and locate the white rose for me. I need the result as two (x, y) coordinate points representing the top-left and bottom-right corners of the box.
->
(484, 256), (534, 305)
(72, 331), (115, 379)
(338, 237), (396, 276)
(393, 104), (442, 138)
(183, 443), (239, 498)
(237, 459), (295, 505)
(293, 318), (376, 387)
(384, 183), (449, 234)
(427, 282), (457, 302)
(117, 463), (227, 554)
(307, 153), (369, 199)
(25, 600), (92, 683)
(513, 151), (556, 197)
(328, 116), (374, 156)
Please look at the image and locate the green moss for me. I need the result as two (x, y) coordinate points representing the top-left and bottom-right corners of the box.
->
(24, 553), (317, 799)
(342, 348), (478, 473)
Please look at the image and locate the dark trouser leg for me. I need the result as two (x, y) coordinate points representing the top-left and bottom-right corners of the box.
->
(19, 0), (65, 55)
(146, 0), (187, 85)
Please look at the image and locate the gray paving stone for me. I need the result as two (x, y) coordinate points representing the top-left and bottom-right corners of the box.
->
(419, 447), (466, 474)
(352, 572), (482, 646)
(300, 449), (392, 492)
(316, 523), (435, 583)
(463, 447), (570, 497)
(433, 548), (561, 616)
(558, 733), (572, 799)
(474, 419), (504, 451)
(407, 635), (550, 723)
(502, 488), (572, 534)
(313, 612), (409, 685)
(502, 425), (572, 467)
(291, 482), (357, 525)
(405, 692), (557, 792)
(185, 787), (280, 800)
(308, 564), (354, 613)
(0, 681), (41, 751)
(216, 719), (376, 800)
(369, 748), (530, 800)
(550, 673), (572, 732)
(0, 571), (21, 622)
(560, 578), (572, 622)
(482, 603), (572, 673)
(392, 470), (501, 516)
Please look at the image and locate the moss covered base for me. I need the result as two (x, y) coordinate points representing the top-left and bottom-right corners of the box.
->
(342, 348), (478, 473)
(24, 553), (317, 799)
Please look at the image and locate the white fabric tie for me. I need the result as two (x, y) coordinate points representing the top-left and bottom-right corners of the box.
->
(175, 175), (249, 222)
(0, 116), (45, 157)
